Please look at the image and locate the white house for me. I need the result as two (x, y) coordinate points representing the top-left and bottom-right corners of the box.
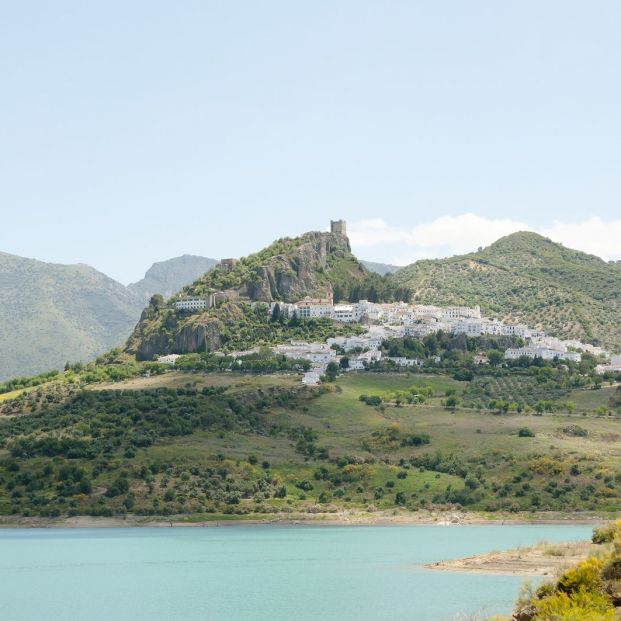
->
(505, 347), (581, 363)
(385, 357), (423, 367)
(174, 297), (208, 312)
(332, 304), (360, 323)
(273, 342), (336, 365)
(295, 296), (334, 319)
(453, 319), (484, 337)
(157, 354), (181, 365)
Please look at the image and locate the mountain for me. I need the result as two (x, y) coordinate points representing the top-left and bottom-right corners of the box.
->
(0, 252), (143, 381)
(0, 252), (219, 381)
(360, 260), (402, 275)
(392, 231), (621, 349)
(126, 230), (409, 360)
(128, 255), (218, 301)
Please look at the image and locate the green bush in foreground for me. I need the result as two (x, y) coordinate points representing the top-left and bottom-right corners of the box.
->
(507, 521), (621, 620)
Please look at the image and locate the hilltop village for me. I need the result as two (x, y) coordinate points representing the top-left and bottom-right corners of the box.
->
(164, 291), (618, 386)
(268, 298), (617, 385)
(155, 220), (621, 385)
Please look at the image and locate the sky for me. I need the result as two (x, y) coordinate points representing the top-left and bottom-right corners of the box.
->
(1, 1), (620, 284)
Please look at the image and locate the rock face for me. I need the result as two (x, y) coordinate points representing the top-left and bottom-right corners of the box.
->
(234, 232), (358, 302)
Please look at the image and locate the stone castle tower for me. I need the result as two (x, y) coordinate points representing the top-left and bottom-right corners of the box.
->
(330, 220), (347, 237)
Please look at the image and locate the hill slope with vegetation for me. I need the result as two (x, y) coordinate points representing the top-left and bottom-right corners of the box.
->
(0, 252), (143, 381)
(392, 232), (621, 350)
(0, 252), (219, 381)
(0, 360), (619, 521)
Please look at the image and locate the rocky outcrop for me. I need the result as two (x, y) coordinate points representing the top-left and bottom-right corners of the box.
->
(234, 231), (358, 303)
(127, 302), (245, 360)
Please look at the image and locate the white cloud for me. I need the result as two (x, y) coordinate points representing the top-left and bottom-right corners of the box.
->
(348, 213), (621, 265)
(543, 217), (621, 262)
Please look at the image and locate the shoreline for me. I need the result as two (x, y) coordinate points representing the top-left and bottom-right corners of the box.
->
(0, 510), (607, 530)
(425, 539), (601, 576)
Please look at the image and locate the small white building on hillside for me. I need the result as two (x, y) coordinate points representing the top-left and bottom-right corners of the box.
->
(158, 354), (181, 365)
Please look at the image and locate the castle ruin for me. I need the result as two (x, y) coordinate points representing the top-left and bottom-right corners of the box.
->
(330, 220), (347, 237)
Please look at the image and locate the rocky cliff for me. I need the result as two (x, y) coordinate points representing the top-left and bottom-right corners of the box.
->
(184, 231), (364, 303)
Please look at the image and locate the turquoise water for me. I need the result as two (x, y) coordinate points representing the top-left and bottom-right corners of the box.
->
(0, 524), (591, 621)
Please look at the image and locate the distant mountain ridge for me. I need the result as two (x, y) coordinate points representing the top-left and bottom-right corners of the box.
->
(0, 252), (217, 380)
(392, 231), (621, 350)
(360, 260), (402, 275)
(128, 255), (218, 300)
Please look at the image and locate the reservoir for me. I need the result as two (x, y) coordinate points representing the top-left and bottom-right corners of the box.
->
(0, 524), (592, 621)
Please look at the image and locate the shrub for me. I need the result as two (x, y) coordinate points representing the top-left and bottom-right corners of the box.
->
(533, 589), (615, 620)
(592, 521), (621, 544)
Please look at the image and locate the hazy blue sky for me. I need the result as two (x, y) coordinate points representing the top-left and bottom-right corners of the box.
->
(2, 1), (620, 283)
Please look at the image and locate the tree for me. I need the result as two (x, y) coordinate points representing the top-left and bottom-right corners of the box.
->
(324, 362), (339, 382)
(149, 294), (165, 309)
(395, 492), (406, 506)
(488, 350), (504, 367)
(445, 396), (459, 410)
(339, 356), (349, 369)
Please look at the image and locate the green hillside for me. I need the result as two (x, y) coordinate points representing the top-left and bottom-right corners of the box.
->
(393, 232), (621, 349)
(0, 252), (143, 381)
(0, 253), (219, 381)
(0, 366), (619, 521)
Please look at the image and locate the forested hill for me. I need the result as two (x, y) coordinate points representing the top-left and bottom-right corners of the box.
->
(0, 252), (142, 381)
(392, 232), (621, 349)
(126, 230), (410, 360)
(0, 252), (217, 381)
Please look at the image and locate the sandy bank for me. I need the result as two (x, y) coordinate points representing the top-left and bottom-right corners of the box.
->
(425, 540), (601, 576)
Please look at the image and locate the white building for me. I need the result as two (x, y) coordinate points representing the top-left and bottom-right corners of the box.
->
(273, 341), (337, 365)
(505, 347), (581, 363)
(157, 354), (181, 365)
(596, 355), (621, 375)
(294, 296), (334, 319)
(441, 306), (481, 320)
(501, 324), (531, 338)
(347, 350), (382, 370)
(332, 304), (360, 323)
(453, 319), (484, 337)
(302, 371), (322, 385)
(385, 357), (423, 367)
(404, 323), (440, 338)
(174, 297), (208, 312)
(327, 333), (382, 352)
